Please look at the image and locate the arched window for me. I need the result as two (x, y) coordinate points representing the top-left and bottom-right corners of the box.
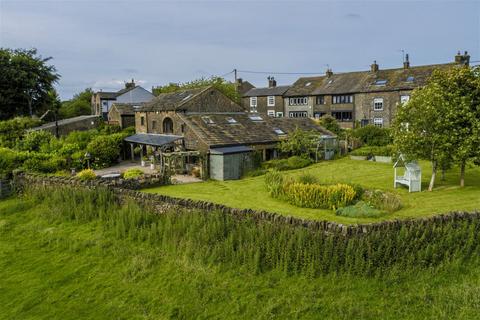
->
(163, 117), (173, 134)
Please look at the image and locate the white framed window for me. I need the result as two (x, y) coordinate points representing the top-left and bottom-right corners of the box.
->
(276, 112), (284, 118)
(267, 110), (275, 117)
(373, 118), (383, 127)
(250, 97), (257, 107)
(400, 95), (410, 104)
(332, 95), (353, 104)
(373, 98), (384, 111)
(289, 97), (308, 106)
(289, 111), (308, 118)
(267, 96), (275, 107)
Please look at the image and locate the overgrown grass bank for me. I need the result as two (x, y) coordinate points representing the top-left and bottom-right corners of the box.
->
(144, 158), (480, 223)
(1, 189), (480, 319)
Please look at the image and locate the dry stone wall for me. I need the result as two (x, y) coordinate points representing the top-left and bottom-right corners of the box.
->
(13, 172), (480, 237)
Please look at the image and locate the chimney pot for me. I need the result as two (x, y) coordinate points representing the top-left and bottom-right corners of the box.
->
(326, 68), (333, 77)
(371, 60), (379, 72)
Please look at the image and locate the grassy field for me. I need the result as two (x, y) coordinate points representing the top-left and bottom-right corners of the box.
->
(144, 158), (480, 223)
(2, 193), (480, 319)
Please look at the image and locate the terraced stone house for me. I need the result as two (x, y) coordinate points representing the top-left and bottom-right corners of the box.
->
(283, 51), (471, 128)
(242, 77), (290, 118)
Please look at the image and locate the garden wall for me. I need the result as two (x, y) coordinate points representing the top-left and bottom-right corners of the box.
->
(13, 172), (480, 237)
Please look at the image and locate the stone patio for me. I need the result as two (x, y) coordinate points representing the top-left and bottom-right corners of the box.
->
(94, 161), (202, 184)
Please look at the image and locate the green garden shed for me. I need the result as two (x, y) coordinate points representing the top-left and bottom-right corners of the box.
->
(209, 146), (253, 180)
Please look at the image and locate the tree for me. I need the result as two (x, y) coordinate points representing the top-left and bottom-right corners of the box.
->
(278, 129), (319, 159)
(59, 88), (93, 119)
(152, 76), (240, 103)
(317, 115), (344, 138)
(0, 48), (60, 119)
(392, 83), (454, 191)
(425, 66), (480, 187)
(392, 66), (480, 190)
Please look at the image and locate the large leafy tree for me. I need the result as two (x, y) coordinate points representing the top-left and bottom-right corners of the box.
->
(392, 66), (480, 190)
(427, 66), (480, 187)
(0, 48), (60, 120)
(59, 88), (93, 119)
(152, 76), (240, 103)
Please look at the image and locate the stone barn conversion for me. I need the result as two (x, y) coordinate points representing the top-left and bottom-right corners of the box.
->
(125, 86), (334, 180)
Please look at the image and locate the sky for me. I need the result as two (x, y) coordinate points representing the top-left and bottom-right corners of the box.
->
(1, 0), (479, 100)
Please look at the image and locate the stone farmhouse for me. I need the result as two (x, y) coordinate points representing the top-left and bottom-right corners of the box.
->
(125, 86), (333, 180)
(242, 51), (471, 128)
(242, 77), (290, 118)
(91, 79), (154, 120)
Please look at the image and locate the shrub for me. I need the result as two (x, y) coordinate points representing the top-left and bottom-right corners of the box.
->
(350, 145), (394, 157)
(278, 129), (319, 158)
(76, 169), (96, 181)
(243, 168), (267, 178)
(352, 125), (392, 146)
(264, 170), (285, 198)
(22, 154), (66, 173)
(263, 156), (312, 171)
(296, 173), (318, 185)
(283, 183), (357, 210)
(86, 135), (122, 169)
(335, 201), (384, 218)
(0, 148), (29, 174)
(64, 130), (96, 149)
(362, 190), (402, 213)
(123, 168), (144, 180)
(17, 130), (54, 152)
(0, 117), (42, 148)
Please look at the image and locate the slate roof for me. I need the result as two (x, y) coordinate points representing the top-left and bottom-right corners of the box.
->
(110, 103), (143, 115)
(178, 113), (333, 148)
(124, 134), (183, 147)
(96, 85), (141, 99)
(243, 85), (291, 97)
(139, 86), (243, 113)
(30, 115), (100, 131)
(285, 63), (457, 97)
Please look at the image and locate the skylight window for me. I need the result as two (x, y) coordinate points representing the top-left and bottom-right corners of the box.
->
(249, 115), (263, 121)
(182, 94), (192, 101)
(374, 80), (387, 86)
(406, 76), (415, 82)
(327, 79), (334, 84)
(201, 116), (215, 124)
(226, 117), (237, 124)
(305, 82), (312, 87)
(273, 128), (285, 135)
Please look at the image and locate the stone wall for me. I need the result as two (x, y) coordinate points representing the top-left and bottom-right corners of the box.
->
(12, 172), (480, 237)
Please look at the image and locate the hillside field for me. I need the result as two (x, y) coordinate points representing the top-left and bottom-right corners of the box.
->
(144, 158), (480, 223)
(1, 190), (480, 319)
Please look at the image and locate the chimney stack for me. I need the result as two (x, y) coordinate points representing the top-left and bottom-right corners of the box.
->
(326, 68), (333, 77)
(370, 60), (379, 72)
(125, 78), (135, 89)
(403, 53), (410, 69)
(268, 76), (277, 88)
(455, 51), (470, 66)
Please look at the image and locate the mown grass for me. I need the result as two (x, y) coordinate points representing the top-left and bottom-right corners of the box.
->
(2, 193), (480, 319)
(144, 158), (480, 223)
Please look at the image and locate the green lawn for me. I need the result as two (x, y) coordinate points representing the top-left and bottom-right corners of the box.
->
(2, 196), (480, 319)
(144, 158), (480, 224)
